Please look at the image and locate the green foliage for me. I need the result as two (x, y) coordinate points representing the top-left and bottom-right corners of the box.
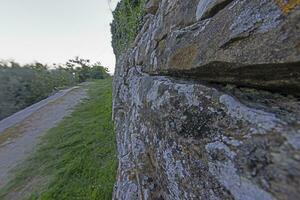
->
(0, 61), (76, 120)
(0, 79), (117, 200)
(66, 57), (110, 82)
(0, 59), (110, 120)
(111, 0), (146, 57)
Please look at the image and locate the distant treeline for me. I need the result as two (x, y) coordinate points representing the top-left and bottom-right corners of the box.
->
(0, 57), (110, 120)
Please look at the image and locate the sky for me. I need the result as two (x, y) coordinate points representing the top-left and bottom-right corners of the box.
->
(0, 0), (119, 73)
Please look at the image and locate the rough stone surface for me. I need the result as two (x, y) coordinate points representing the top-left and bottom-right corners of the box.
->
(145, 0), (160, 15)
(130, 0), (300, 95)
(112, 0), (300, 199)
(196, 0), (232, 20)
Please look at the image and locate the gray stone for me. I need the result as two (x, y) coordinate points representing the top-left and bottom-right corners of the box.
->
(196, 0), (233, 20)
(112, 0), (300, 199)
(133, 0), (300, 95)
(145, 0), (160, 15)
(112, 67), (300, 199)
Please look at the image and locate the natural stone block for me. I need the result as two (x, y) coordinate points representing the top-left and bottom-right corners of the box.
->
(112, 0), (300, 199)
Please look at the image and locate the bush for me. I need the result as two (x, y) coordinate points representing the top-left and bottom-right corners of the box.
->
(0, 59), (110, 120)
(111, 0), (146, 57)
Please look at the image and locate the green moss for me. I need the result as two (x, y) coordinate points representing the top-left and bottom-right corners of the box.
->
(111, 0), (146, 58)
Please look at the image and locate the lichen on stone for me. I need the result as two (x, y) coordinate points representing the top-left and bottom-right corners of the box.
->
(275, 0), (300, 13)
(112, 0), (300, 199)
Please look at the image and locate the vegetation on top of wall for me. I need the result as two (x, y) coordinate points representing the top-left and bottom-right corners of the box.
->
(111, 0), (146, 58)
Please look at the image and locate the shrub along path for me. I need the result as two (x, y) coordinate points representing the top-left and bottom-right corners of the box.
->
(0, 79), (117, 200)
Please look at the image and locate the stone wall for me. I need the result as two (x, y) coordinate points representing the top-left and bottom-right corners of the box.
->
(112, 0), (300, 199)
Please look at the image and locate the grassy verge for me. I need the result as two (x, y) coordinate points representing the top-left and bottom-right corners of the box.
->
(0, 79), (117, 200)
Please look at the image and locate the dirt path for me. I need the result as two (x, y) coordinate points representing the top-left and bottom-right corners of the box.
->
(0, 85), (88, 188)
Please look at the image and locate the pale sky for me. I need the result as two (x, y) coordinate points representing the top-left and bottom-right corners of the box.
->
(0, 0), (119, 73)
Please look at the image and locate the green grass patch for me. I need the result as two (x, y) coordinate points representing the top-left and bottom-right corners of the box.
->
(0, 79), (117, 200)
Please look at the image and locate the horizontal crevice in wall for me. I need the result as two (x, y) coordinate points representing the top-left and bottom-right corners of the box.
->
(144, 61), (300, 97)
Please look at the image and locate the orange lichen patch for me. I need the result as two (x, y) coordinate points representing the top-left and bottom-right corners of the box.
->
(275, 0), (300, 13)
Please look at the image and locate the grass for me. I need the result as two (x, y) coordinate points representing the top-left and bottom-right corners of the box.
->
(0, 79), (117, 200)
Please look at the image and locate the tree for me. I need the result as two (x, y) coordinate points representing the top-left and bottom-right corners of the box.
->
(66, 57), (110, 82)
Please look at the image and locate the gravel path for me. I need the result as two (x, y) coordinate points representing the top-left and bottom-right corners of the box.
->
(0, 85), (88, 188)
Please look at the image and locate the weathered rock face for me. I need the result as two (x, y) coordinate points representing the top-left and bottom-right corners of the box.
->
(130, 0), (300, 95)
(112, 0), (300, 199)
